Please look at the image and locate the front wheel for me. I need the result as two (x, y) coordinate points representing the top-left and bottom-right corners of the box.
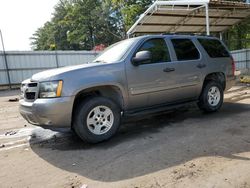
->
(73, 96), (121, 143)
(198, 81), (224, 112)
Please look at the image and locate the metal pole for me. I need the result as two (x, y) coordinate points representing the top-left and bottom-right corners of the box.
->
(54, 35), (59, 68)
(55, 50), (59, 68)
(246, 49), (249, 72)
(205, 4), (210, 35)
(220, 32), (223, 40)
(0, 29), (11, 89)
(92, 35), (95, 49)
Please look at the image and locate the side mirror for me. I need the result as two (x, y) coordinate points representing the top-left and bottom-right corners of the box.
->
(132, 51), (152, 66)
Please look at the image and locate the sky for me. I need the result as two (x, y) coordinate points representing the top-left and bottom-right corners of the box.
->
(0, 0), (59, 51)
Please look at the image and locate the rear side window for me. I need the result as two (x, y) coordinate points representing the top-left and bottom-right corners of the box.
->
(171, 39), (200, 61)
(137, 38), (171, 64)
(198, 38), (230, 58)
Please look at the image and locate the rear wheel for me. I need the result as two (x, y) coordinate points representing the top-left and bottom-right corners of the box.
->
(73, 96), (121, 143)
(198, 81), (224, 112)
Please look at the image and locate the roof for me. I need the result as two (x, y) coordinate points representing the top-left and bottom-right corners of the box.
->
(127, 0), (250, 36)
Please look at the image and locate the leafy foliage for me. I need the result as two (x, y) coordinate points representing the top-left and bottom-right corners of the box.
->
(111, 0), (154, 30)
(224, 19), (250, 50)
(31, 0), (126, 50)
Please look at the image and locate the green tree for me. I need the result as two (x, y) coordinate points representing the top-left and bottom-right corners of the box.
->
(224, 19), (250, 50)
(65, 0), (123, 50)
(31, 0), (72, 50)
(30, 21), (56, 50)
(31, 0), (124, 50)
(111, 0), (154, 31)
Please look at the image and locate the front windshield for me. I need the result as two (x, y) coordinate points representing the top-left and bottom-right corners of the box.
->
(93, 38), (136, 63)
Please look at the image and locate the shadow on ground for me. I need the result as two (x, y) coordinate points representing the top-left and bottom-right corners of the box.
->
(30, 98), (250, 182)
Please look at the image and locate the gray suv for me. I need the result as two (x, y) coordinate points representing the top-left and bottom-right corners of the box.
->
(19, 35), (235, 143)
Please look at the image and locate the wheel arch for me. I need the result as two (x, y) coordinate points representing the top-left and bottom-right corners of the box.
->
(202, 72), (226, 91)
(71, 85), (124, 127)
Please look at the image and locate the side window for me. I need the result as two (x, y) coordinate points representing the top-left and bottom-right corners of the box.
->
(136, 38), (171, 64)
(171, 39), (200, 61)
(198, 38), (230, 58)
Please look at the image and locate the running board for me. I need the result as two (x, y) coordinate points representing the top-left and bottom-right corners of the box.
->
(123, 100), (197, 117)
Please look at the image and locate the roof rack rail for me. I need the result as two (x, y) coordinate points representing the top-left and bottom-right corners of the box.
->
(189, 33), (214, 37)
(161, 33), (214, 37)
(161, 33), (178, 35)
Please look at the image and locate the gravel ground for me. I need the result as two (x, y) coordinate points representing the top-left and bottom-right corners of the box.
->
(0, 85), (250, 188)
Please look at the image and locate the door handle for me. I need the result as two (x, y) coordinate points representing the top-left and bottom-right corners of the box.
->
(196, 64), (206, 69)
(163, 67), (175, 72)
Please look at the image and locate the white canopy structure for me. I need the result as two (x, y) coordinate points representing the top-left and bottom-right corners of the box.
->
(127, 0), (250, 37)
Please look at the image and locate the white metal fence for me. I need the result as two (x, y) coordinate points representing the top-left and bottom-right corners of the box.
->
(0, 49), (249, 87)
(0, 51), (99, 87)
(231, 49), (250, 73)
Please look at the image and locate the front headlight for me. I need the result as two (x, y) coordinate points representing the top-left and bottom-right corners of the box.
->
(39, 80), (63, 98)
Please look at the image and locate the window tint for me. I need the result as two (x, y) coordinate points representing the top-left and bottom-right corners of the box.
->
(198, 38), (230, 58)
(137, 38), (171, 64)
(171, 39), (200, 61)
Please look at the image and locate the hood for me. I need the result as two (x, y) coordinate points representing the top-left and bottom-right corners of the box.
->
(31, 63), (101, 81)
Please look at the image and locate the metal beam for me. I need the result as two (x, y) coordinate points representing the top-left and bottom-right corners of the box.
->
(141, 23), (231, 27)
(167, 5), (205, 33)
(220, 32), (223, 40)
(147, 13), (245, 20)
(132, 31), (208, 34)
(127, 0), (250, 36)
(205, 3), (210, 35)
(127, 0), (209, 36)
(127, 1), (158, 37)
(156, 0), (209, 6)
(198, 8), (235, 33)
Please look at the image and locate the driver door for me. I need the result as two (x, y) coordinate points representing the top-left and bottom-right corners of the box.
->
(125, 37), (174, 109)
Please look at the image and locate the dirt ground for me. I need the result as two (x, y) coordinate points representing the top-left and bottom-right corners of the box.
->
(0, 85), (250, 188)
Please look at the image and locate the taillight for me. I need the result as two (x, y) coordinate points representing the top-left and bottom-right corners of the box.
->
(231, 57), (236, 76)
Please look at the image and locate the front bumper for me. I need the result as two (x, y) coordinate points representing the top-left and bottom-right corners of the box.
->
(19, 97), (74, 128)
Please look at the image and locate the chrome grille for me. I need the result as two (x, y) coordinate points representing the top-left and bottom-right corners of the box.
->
(21, 80), (39, 101)
(25, 92), (36, 100)
(28, 83), (38, 87)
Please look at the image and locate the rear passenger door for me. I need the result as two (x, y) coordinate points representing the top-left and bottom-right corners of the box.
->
(166, 38), (205, 101)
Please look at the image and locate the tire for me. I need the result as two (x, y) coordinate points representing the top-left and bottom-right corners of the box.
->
(73, 96), (121, 143)
(198, 81), (224, 112)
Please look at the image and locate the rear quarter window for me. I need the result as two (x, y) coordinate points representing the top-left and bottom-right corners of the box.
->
(198, 38), (230, 58)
